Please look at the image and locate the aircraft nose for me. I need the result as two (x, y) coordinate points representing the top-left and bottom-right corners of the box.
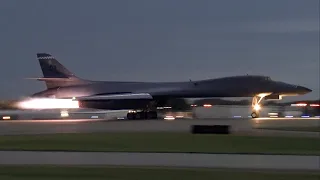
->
(297, 86), (312, 93)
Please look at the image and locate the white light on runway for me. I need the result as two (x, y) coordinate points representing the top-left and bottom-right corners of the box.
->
(60, 110), (69, 117)
(268, 112), (278, 116)
(164, 115), (175, 120)
(2, 116), (11, 120)
(255, 117), (320, 120)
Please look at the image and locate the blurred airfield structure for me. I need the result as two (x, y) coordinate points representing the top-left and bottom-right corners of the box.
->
(0, 98), (319, 120)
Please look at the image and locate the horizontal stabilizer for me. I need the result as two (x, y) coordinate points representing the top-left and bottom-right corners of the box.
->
(75, 93), (153, 101)
(26, 77), (74, 81)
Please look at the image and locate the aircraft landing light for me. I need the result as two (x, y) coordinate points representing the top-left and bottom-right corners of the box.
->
(253, 104), (261, 111)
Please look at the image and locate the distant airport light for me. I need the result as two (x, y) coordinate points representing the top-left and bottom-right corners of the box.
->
(291, 103), (307, 106)
(285, 115), (294, 118)
(2, 116), (11, 120)
(60, 110), (69, 117)
(233, 116), (242, 118)
(203, 104), (212, 107)
(301, 115), (310, 118)
(310, 104), (319, 107)
(164, 115), (175, 120)
(158, 107), (172, 109)
(268, 112), (278, 116)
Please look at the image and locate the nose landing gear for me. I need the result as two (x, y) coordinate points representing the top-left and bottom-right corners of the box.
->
(251, 94), (270, 118)
(251, 111), (259, 118)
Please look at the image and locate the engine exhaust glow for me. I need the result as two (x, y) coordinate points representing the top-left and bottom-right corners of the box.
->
(17, 98), (79, 109)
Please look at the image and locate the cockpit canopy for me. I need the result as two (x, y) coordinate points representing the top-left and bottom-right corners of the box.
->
(253, 75), (272, 81)
(228, 75), (272, 81)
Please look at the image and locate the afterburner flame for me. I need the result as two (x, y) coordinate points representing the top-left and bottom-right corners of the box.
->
(17, 98), (79, 109)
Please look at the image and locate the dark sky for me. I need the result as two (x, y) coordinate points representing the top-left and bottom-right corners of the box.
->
(0, 0), (319, 101)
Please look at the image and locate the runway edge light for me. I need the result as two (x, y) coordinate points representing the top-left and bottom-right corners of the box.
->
(2, 116), (11, 120)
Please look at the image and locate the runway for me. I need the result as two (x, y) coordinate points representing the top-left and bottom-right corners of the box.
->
(0, 118), (319, 137)
(0, 151), (318, 171)
(0, 118), (250, 134)
(0, 118), (319, 171)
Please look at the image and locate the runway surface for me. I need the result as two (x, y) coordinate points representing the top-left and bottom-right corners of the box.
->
(0, 151), (319, 171)
(0, 118), (319, 137)
(0, 118), (319, 170)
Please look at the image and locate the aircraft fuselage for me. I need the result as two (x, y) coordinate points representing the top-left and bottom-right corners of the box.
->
(33, 75), (310, 99)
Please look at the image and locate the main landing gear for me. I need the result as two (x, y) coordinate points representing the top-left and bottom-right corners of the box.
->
(251, 94), (270, 118)
(127, 110), (158, 120)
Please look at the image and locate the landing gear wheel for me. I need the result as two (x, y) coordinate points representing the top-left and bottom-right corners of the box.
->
(127, 112), (135, 120)
(251, 112), (259, 118)
(251, 95), (268, 119)
(139, 111), (147, 119)
(127, 110), (158, 120)
(152, 111), (158, 119)
(147, 111), (158, 119)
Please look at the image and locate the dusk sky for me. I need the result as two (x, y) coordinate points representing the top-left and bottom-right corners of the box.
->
(0, 0), (319, 101)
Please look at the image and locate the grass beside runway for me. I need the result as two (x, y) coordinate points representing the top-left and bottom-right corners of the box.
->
(0, 132), (319, 155)
(0, 166), (319, 180)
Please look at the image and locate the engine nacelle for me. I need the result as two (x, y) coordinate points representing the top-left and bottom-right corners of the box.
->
(78, 99), (152, 110)
(265, 94), (282, 100)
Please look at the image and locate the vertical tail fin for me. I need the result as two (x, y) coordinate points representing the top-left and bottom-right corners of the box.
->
(36, 53), (89, 89)
(37, 53), (76, 78)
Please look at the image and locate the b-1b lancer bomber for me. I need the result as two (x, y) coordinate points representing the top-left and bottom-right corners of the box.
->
(30, 53), (312, 119)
